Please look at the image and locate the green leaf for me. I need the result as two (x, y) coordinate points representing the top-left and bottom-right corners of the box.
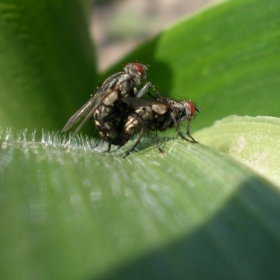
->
(107, 0), (280, 131)
(0, 0), (96, 130)
(194, 115), (280, 187)
(1, 0), (280, 279)
(1, 129), (280, 279)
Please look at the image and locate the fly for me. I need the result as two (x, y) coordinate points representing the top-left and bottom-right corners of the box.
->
(61, 63), (154, 149)
(121, 94), (200, 157)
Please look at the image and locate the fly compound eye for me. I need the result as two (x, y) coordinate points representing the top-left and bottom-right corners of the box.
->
(187, 100), (199, 118)
(132, 63), (147, 76)
(125, 63), (147, 80)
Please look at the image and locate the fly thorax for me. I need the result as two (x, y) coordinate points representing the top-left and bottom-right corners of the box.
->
(119, 78), (133, 96)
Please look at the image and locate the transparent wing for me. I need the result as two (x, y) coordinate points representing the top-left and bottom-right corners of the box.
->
(61, 95), (98, 133)
(122, 97), (169, 115)
(122, 97), (165, 107)
(63, 105), (97, 138)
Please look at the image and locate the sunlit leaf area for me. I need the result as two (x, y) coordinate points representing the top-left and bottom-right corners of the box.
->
(1, 0), (280, 279)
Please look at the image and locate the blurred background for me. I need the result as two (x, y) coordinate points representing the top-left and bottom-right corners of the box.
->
(91, 0), (214, 71)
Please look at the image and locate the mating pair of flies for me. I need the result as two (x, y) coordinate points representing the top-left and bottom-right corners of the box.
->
(62, 62), (200, 158)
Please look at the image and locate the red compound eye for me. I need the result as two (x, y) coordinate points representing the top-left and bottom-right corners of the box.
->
(187, 101), (199, 117)
(131, 63), (146, 76)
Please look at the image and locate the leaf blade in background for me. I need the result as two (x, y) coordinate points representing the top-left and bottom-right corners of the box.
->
(0, 0), (96, 130)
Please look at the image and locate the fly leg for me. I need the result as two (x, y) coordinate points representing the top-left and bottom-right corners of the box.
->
(123, 113), (164, 158)
(90, 138), (102, 149)
(136, 82), (152, 98)
(135, 113), (165, 155)
(122, 128), (145, 158)
(110, 145), (123, 153)
(136, 82), (163, 99)
(186, 119), (198, 143)
(172, 115), (198, 143)
(146, 129), (165, 155)
(106, 142), (112, 152)
(151, 84), (163, 99)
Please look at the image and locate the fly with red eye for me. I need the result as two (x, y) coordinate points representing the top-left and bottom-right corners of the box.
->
(61, 62), (200, 157)
(61, 62), (155, 150)
(120, 93), (200, 158)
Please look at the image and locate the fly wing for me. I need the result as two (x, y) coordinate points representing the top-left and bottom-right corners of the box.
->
(61, 88), (120, 138)
(61, 94), (98, 132)
(122, 97), (160, 107)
